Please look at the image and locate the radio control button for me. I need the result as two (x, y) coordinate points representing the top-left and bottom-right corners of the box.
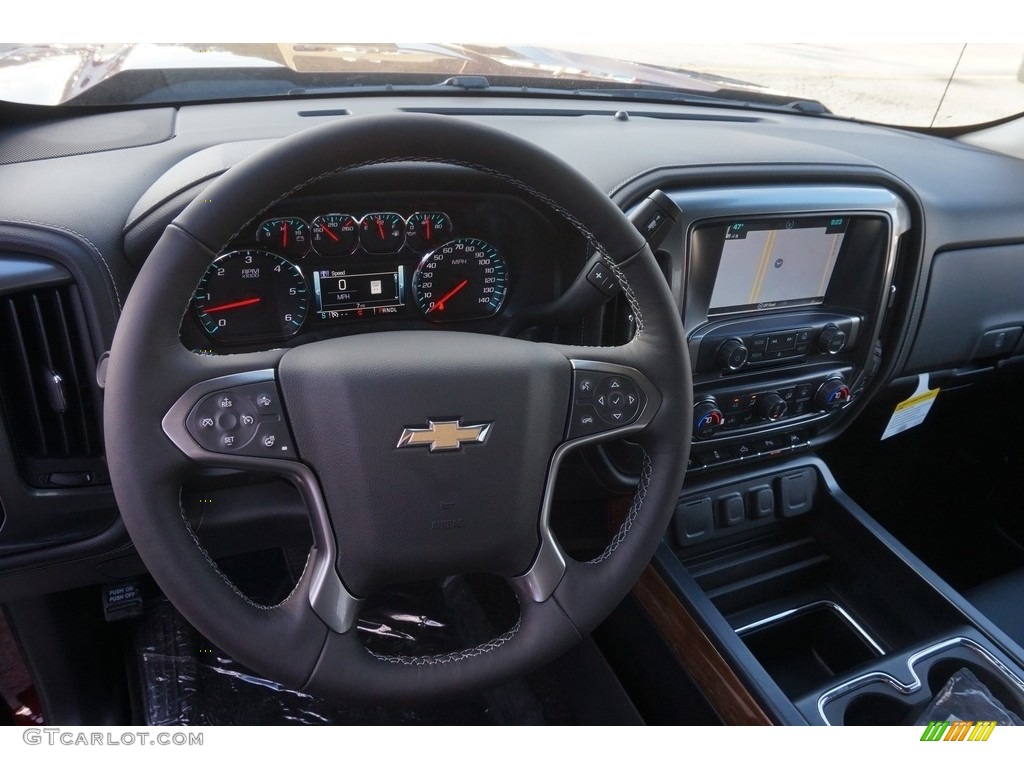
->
(716, 339), (749, 371)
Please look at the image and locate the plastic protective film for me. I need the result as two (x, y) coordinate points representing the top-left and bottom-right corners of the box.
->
(134, 575), (551, 725)
(914, 667), (1024, 726)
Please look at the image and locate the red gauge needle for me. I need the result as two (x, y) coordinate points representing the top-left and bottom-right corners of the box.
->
(428, 279), (469, 313)
(204, 297), (262, 313)
(319, 224), (339, 242)
(281, 222), (289, 249)
(376, 218), (386, 240)
(424, 216), (432, 241)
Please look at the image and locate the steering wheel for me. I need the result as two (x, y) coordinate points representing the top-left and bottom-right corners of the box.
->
(104, 113), (692, 702)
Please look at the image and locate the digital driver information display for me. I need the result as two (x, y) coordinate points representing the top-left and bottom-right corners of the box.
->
(313, 267), (405, 318)
(708, 216), (848, 314)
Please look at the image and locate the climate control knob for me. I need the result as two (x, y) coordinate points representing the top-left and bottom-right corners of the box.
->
(717, 338), (749, 371)
(815, 378), (851, 412)
(693, 400), (725, 439)
(757, 392), (788, 421)
(818, 324), (847, 355)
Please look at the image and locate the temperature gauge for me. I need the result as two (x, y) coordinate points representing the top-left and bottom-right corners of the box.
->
(311, 214), (359, 257)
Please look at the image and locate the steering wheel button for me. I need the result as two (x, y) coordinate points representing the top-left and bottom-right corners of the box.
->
(574, 373), (600, 400)
(568, 404), (603, 438)
(235, 382), (282, 414)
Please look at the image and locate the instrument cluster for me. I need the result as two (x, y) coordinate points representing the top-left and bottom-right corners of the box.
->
(185, 204), (520, 350)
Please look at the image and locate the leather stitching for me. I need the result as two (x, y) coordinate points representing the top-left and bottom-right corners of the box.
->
(0, 218), (123, 312)
(367, 616), (521, 666)
(589, 448), (652, 564)
(175, 489), (307, 610)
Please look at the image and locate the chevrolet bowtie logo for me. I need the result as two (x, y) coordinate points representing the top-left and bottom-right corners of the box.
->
(396, 420), (492, 452)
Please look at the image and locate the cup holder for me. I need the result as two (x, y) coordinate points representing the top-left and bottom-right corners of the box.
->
(843, 693), (913, 726)
(821, 637), (1024, 725)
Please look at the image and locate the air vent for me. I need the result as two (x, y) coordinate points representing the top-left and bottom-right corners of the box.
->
(0, 284), (106, 488)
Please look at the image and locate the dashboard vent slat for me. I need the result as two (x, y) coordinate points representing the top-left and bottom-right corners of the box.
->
(0, 283), (103, 486)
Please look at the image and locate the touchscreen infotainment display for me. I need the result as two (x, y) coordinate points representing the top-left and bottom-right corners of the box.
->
(708, 216), (848, 314)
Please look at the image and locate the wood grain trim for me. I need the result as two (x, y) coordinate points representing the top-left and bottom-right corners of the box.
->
(633, 565), (773, 725)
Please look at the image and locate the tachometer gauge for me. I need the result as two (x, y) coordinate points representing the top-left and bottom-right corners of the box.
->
(359, 212), (406, 254)
(192, 250), (308, 342)
(311, 214), (359, 257)
(412, 238), (508, 322)
(256, 217), (310, 260)
(405, 212), (452, 251)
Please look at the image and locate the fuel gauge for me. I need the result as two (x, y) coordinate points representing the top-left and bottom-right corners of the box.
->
(256, 217), (310, 260)
(359, 212), (406, 254)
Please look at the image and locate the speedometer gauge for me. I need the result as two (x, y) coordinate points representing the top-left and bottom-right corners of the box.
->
(192, 250), (308, 342)
(412, 238), (508, 322)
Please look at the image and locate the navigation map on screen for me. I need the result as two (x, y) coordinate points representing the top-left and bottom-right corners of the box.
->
(709, 217), (847, 314)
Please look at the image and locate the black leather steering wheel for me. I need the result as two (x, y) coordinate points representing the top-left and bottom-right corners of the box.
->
(104, 113), (692, 702)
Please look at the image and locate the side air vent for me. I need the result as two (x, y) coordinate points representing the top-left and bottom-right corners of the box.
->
(0, 283), (107, 488)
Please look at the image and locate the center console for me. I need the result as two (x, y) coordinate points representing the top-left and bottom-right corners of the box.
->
(666, 186), (909, 471)
(653, 456), (1024, 725)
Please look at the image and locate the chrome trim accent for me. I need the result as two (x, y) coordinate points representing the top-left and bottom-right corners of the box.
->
(816, 636), (1024, 725)
(736, 600), (886, 656)
(512, 358), (662, 602)
(161, 369), (362, 634)
(396, 419), (492, 452)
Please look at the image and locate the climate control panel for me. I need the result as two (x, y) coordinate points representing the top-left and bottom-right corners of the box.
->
(691, 368), (854, 443)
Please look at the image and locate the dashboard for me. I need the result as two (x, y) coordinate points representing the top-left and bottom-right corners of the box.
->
(5, 86), (1024, 724)
(3, 93), (1024, 552)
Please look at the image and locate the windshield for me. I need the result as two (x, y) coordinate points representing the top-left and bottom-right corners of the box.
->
(2, 43), (1023, 128)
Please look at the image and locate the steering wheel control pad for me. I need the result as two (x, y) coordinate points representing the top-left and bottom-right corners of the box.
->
(568, 369), (645, 438)
(278, 331), (570, 597)
(185, 380), (296, 459)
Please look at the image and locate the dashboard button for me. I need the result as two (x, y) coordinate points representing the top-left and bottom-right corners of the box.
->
(734, 442), (756, 458)
(696, 447), (733, 465)
(748, 486), (775, 519)
(717, 494), (745, 527)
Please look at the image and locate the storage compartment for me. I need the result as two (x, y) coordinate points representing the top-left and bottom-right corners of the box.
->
(740, 603), (882, 699)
